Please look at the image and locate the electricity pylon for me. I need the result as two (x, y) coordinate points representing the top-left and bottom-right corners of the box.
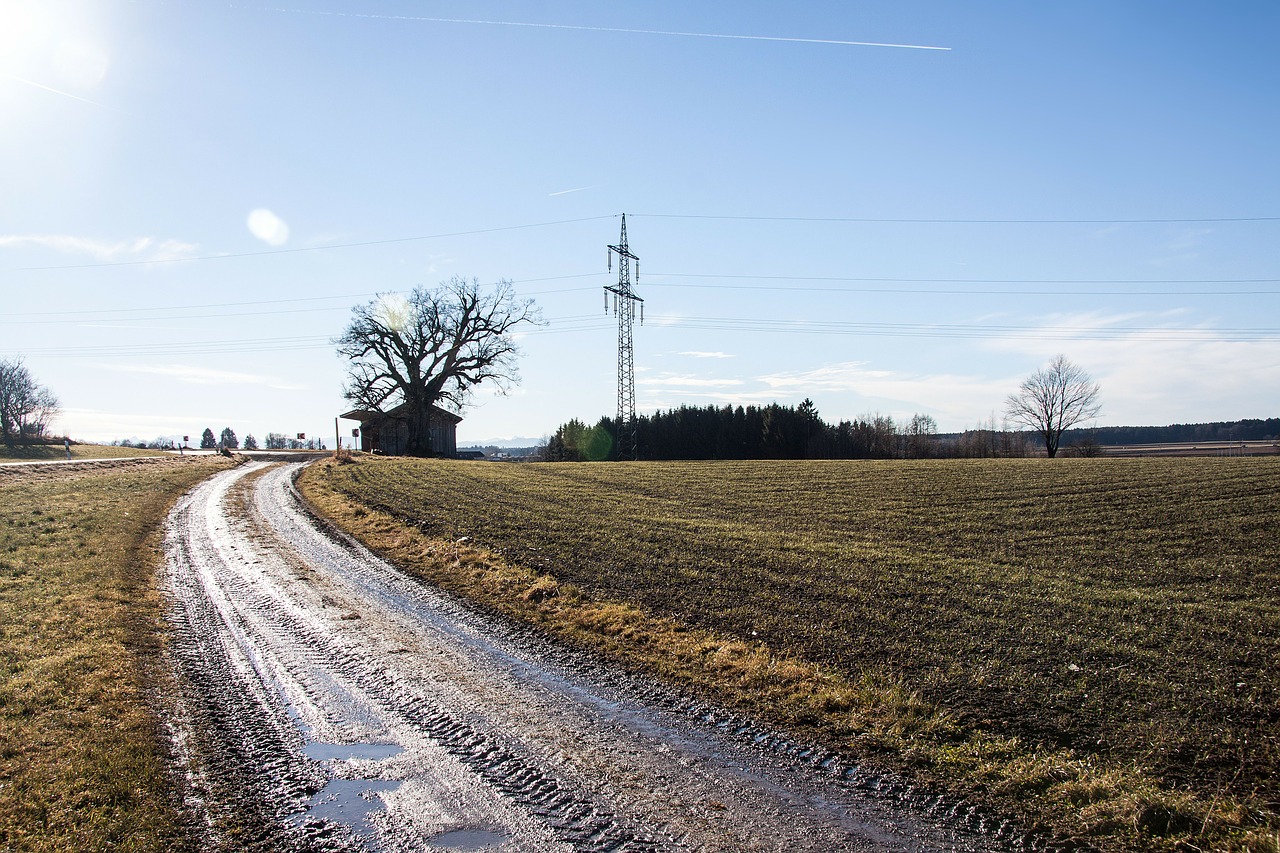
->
(604, 214), (643, 460)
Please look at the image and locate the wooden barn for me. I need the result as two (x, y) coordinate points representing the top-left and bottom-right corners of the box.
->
(341, 404), (461, 456)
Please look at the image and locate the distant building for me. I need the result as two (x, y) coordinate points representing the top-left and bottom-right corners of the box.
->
(341, 404), (461, 456)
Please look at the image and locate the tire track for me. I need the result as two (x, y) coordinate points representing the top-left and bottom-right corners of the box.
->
(163, 461), (1015, 851)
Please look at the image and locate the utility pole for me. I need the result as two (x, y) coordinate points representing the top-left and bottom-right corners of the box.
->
(604, 214), (643, 460)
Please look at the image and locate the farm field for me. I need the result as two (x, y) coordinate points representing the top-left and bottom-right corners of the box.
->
(300, 455), (1280, 851)
(0, 456), (235, 851)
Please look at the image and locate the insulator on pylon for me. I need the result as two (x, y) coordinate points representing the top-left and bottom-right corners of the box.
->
(636, 262), (640, 281)
(640, 302), (644, 324)
(607, 250), (611, 273)
(604, 290), (608, 313)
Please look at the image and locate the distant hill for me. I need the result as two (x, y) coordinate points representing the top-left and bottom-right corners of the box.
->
(458, 444), (542, 458)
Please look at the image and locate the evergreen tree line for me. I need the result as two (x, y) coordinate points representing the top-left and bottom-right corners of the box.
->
(542, 401), (960, 462)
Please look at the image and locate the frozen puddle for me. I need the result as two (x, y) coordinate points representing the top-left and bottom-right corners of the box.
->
(298, 743), (406, 839)
(302, 778), (400, 838)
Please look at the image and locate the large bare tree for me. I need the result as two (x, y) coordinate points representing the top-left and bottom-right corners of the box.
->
(335, 277), (541, 456)
(0, 358), (60, 445)
(1004, 354), (1102, 458)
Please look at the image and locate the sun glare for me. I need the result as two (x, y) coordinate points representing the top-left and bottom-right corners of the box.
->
(376, 294), (413, 333)
(0, 1), (50, 70)
(0, 0), (109, 89)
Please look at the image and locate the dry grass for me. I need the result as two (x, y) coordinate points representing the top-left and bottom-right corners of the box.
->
(0, 443), (162, 462)
(0, 457), (235, 851)
(298, 456), (1280, 852)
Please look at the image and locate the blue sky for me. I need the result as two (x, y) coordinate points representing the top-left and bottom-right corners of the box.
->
(2, 1), (1277, 445)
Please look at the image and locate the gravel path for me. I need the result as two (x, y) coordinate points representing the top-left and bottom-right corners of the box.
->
(161, 461), (1011, 852)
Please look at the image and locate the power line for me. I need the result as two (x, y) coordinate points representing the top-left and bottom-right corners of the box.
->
(650, 272), (1280, 284)
(643, 273), (1280, 296)
(6, 274), (1274, 328)
(5, 265), (1274, 332)
(647, 315), (1280, 342)
(0, 274), (600, 321)
(534, 313), (1279, 341)
(8, 335), (332, 358)
(633, 213), (1280, 224)
(9, 209), (1277, 275)
(527, 312), (1279, 343)
(1, 304), (353, 326)
(9, 313), (1275, 358)
(2, 291), (376, 318)
(8, 216), (617, 272)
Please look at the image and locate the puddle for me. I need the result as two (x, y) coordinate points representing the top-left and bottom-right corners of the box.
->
(305, 741), (405, 761)
(428, 828), (511, 851)
(304, 777), (400, 837)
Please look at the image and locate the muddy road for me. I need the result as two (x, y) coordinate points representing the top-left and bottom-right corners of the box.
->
(161, 462), (1019, 852)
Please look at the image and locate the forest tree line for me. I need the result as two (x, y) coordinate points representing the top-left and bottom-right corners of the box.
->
(1061, 418), (1280, 446)
(540, 404), (1278, 462)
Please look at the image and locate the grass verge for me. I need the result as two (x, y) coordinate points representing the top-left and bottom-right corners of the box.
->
(298, 456), (1280, 852)
(0, 457), (236, 851)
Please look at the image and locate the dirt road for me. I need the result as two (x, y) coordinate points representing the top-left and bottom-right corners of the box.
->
(162, 461), (1014, 852)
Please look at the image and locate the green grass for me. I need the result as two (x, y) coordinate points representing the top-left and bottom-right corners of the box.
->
(0, 443), (162, 461)
(299, 456), (1280, 852)
(0, 457), (235, 851)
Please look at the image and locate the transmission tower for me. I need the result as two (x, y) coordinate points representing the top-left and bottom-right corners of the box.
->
(604, 214), (643, 460)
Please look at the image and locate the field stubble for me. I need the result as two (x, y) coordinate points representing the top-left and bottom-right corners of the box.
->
(299, 456), (1279, 851)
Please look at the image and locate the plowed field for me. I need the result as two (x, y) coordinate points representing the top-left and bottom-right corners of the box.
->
(301, 456), (1280, 851)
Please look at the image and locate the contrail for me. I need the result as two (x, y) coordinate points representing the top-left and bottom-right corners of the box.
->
(1, 72), (119, 110)
(549, 186), (595, 197)
(256, 8), (951, 51)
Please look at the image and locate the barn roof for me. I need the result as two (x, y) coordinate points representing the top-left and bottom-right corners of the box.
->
(340, 403), (463, 424)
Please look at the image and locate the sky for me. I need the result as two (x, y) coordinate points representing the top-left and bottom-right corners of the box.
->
(2, 1), (1277, 447)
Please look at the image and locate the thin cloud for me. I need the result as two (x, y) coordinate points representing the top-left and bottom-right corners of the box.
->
(1148, 227), (1213, 267)
(0, 233), (199, 262)
(752, 361), (1011, 428)
(678, 351), (735, 359)
(57, 407), (219, 442)
(986, 311), (1280, 425)
(638, 373), (744, 388)
(549, 186), (594, 197)
(102, 363), (305, 391)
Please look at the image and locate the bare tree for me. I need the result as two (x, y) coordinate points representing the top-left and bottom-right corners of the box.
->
(1005, 355), (1102, 458)
(905, 413), (938, 459)
(335, 277), (541, 457)
(0, 358), (60, 444)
